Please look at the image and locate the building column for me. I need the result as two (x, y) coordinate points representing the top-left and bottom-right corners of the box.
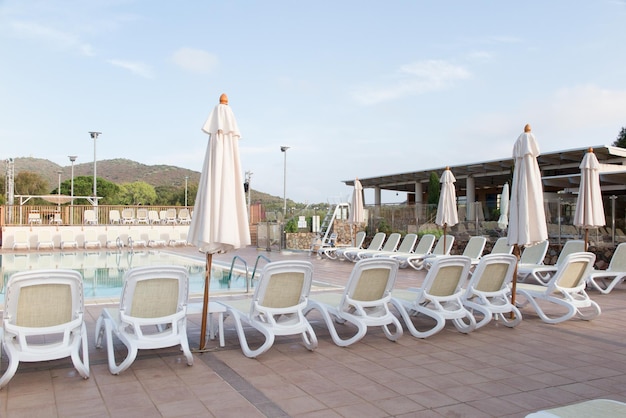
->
(374, 187), (381, 206)
(466, 176), (475, 221)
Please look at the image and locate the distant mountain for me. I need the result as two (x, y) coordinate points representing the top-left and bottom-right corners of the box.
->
(12, 157), (200, 188)
(8, 157), (289, 207)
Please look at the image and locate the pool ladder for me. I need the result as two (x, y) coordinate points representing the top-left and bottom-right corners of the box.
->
(227, 254), (271, 292)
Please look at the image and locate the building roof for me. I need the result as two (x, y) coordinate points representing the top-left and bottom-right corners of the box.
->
(343, 145), (626, 196)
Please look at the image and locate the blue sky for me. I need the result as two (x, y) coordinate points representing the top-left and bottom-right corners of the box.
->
(2, 1), (626, 205)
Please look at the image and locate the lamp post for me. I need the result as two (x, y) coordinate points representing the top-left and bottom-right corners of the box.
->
(57, 170), (62, 209)
(280, 146), (289, 217)
(88, 131), (101, 206)
(184, 176), (189, 207)
(69, 155), (77, 224)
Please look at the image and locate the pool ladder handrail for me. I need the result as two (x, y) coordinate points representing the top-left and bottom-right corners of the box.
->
(250, 254), (271, 287)
(227, 255), (249, 292)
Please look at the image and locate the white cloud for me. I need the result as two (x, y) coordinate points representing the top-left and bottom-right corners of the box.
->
(352, 60), (471, 105)
(172, 48), (218, 74)
(107, 59), (155, 79)
(10, 20), (95, 56)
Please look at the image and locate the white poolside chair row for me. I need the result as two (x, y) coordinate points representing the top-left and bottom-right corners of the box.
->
(108, 208), (192, 225)
(10, 228), (191, 250)
(1, 250), (605, 389)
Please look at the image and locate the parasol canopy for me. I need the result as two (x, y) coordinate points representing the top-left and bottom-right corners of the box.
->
(573, 148), (605, 250)
(188, 93), (251, 350)
(507, 124), (548, 248)
(435, 167), (458, 250)
(348, 178), (365, 246)
(497, 183), (510, 230)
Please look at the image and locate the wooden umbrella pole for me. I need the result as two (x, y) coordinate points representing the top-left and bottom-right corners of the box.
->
(199, 252), (212, 351)
(510, 244), (520, 319)
(584, 228), (589, 251)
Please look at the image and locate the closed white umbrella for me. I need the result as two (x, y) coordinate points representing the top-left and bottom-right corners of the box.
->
(497, 182), (510, 230)
(507, 124), (548, 309)
(348, 178), (365, 246)
(435, 167), (458, 251)
(188, 93), (251, 350)
(574, 148), (605, 250)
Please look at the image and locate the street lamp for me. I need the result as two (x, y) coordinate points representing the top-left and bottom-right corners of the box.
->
(88, 131), (101, 205)
(68, 156), (77, 224)
(280, 146), (289, 217)
(184, 176), (189, 207)
(57, 170), (63, 209)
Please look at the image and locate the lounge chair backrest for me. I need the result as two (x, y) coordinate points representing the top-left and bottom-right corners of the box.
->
(254, 261), (313, 312)
(345, 258), (399, 303)
(423, 256), (471, 297)
(491, 237), (513, 254)
(354, 231), (366, 248)
(366, 232), (386, 251)
(120, 266), (188, 320)
(431, 235), (455, 256)
(608, 243), (626, 272)
(414, 234), (435, 254)
(462, 236), (486, 259)
(84, 209), (97, 224)
(1, 269), (88, 388)
(551, 252), (595, 291)
(380, 233), (401, 252)
(556, 240), (585, 267)
(469, 254), (517, 294)
(396, 234), (418, 253)
(109, 210), (121, 223)
(520, 240), (549, 264)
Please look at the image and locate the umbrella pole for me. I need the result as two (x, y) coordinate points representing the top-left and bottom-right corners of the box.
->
(584, 228), (589, 251)
(510, 244), (520, 319)
(199, 252), (212, 351)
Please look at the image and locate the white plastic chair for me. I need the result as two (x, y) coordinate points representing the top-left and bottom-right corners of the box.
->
(60, 229), (78, 250)
(177, 208), (191, 224)
(1, 269), (89, 389)
(341, 232), (386, 262)
(83, 229), (101, 249)
(95, 265), (193, 374)
(518, 240), (585, 285)
(84, 209), (97, 225)
(354, 232), (402, 261)
(218, 260), (318, 358)
(121, 208), (135, 224)
(516, 252), (600, 324)
(148, 210), (160, 224)
(320, 231), (365, 260)
(363, 233), (418, 259)
(11, 230), (31, 250)
(305, 258), (402, 346)
(462, 253), (521, 329)
(136, 208), (149, 224)
(402, 235), (455, 270)
(36, 229), (55, 250)
(587, 242), (626, 294)
(109, 210), (121, 224)
(147, 229), (166, 247)
(165, 208), (178, 224)
(391, 255), (476, 338)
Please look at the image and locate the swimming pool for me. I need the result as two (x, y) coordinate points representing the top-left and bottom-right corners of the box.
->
(0, 250), (253, 301)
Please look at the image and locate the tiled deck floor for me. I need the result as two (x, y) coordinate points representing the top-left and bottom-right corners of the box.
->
(2, 246), (626, 417)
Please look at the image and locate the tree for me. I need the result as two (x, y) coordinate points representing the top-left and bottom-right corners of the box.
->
(15, 171), (48, 196)
(427, 171), (440, 205)
(118, 181), (157, 205)
(612, 127), (626, 148)
(70, 176), (121, 205)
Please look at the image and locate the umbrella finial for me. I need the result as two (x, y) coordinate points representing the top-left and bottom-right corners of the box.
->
(219, 93), (228, 105)
(588, 147), (594, 153)
(524, 124), (531, 132)
(446, 166), (450, 170)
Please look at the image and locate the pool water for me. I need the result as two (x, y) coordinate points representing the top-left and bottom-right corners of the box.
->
(0, 250), (252, 300)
